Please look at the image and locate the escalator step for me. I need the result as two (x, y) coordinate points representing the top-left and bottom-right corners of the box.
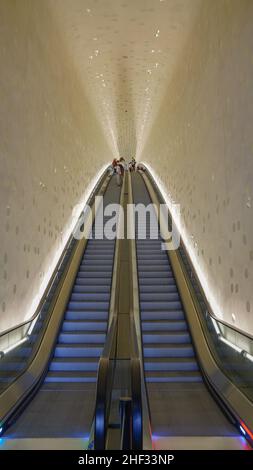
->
(141, 311), (185, 321)
(145, 371), (202, 383)
(143, 344), (195, 358)
(140, 293), (180, 302)
(140, 301), (182, 310)
(138, 272), (175, 278)
(68, 301), (109, 310)
(49, 358), (99, 372)
(140, 285), (178, 293)
(142, 320), (188, 331)
(62, 321), (107, 332)
(72, 285), (110, 293)
(65, 311), (108, 320)
(58, 332), (106, 344)
(144, 357), (199, 372)
(139, 278), (176, 285)
(45, 371), (98, 383)
(75, 278), (111, 285)
(54, 344), (104, 358)
(143, 331), (191, 344)
(70, 293), (110, 301)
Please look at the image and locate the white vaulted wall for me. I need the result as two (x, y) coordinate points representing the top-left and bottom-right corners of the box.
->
(1, 0), (252, 339)
(142, 0), (253, 335)
(0, 1), (112, 332)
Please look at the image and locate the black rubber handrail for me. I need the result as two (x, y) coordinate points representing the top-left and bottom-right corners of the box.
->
(129, 305), (144, 449)
(120, 397), (132, 450)
(94, 357), (110, 450)
(94, 170), (144, 450)
(131, 357), (143, 450)
(94, 316), (118, 450)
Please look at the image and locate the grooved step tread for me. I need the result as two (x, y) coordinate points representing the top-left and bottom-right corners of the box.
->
(50, 358), (98, 364)
(140, 287), (178, 293)
(74, 286), (110, 291)
(62, 321), (107, 331)
(144, 357), (199, 372)
(145, 357), (197, 364)
(45, 371), (97, 382)
(65, 312), (108, 320)
(145, 370), (202, 382)
(67, 303), (109, 310)
(141, 303), (182, 310)
(55, 343), (104, 349)
(139, 279), (176, 285)
(59, 330), (106, 336)
(144, 343), (194, 357)
(47, 371), (97, 377)
(144, 343), (193, 349)
(141, 312), (184, 320)
(142, 320), (186, 325)
(143, 330), (189, 336)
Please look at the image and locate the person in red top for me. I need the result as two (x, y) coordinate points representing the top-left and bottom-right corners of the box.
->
(112, 158), (118, 172)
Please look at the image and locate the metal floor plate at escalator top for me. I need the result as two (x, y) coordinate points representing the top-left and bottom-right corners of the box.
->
(131, 171), (243, 442)
(4, 175), (121, 439)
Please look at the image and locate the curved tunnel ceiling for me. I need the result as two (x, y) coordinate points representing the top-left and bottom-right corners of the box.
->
(48, 0), (201, 158)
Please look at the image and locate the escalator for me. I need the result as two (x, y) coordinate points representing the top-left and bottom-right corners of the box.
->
(0, 167), (252, 451)
(131, 171), (252, 450)
(0, 173), (121, 446)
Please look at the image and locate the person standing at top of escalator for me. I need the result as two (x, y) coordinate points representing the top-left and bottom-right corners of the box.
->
(129, 157), (136, 172)
(137, 162), (145, 172)
(116, 159), (124, 186)
(119, 157), (127, 172)
(112, 158), (118, 173)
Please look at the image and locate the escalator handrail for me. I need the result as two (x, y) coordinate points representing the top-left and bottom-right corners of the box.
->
(128, 310), (143, 449)
(94, 174), (125, 450)
(131, 357), (143, 450)
(0, 167), (110, 342)
(94, 316), (118, 450)
(94, 172), (144, 450)
(128, 171), (151, 449)
(142, 165), (253, 343)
